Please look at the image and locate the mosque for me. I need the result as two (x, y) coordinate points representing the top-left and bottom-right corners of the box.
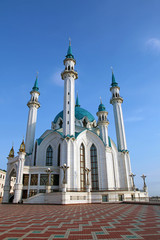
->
(2, 42), (148, 204)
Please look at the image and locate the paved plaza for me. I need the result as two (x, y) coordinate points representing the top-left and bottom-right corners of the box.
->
(0, 203), (160, 240)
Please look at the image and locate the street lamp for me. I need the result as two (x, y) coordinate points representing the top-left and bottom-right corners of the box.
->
(45, 168), (53, 193)
(141, 174), (147, 192)
(45, 168), (52, 186)
(129, 173), (136, 191)
(60, 163), (69, 184)
(84, 167), (91, 185)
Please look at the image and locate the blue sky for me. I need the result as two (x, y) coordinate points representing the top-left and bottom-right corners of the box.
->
(0, 0), (160, 196)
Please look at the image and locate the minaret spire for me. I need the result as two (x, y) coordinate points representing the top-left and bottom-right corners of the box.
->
(111, 68), (118, 87)
(61, 41), (78, 137)
(25, 74), (40, 155)
(75, 92), (80, 107)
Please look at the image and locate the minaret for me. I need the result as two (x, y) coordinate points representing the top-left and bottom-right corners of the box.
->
(110, 71), (127, 151)
(61, 41), (78, 136)
(96, 99), (109, 145)
(25, 76), (40, 154)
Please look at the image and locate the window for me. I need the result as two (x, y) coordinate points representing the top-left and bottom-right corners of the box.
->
(46, 145), (53, 166)
(67, 121), (69, 124)
(83, 119), (87, 128)
(23, 174), (29, 186)
(34, 142), (37, 166)
(57, 144), (60, 166)
(68, 111), (69, 114)
(68, 92), (70, 95)
(30, 174), (38, 185)
(51, 174), (59, 186)
(22, 190), (28, 199)
(80, 143), (85, 190)
(68, 101), (69, 104)
(29, 189), (37, 197)
(59, 119), (63, 128)
(90, 144), (99, 190)
(68, 65), (70, 70)
(40, 174), (48, 185)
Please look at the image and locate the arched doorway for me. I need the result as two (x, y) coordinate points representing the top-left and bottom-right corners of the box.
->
(8, 168), (16, 203)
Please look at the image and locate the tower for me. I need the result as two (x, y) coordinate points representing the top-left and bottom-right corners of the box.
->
(25, 76), (40, 154)
(61, 41), (78, 136)
(110, 71), (127, 151)
(96, 100), (109, 145)
(13, 140), (26, 203)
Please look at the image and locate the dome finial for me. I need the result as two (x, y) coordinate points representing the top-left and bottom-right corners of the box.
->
(19, 139), (25, 153)
(111, 67), (118, 87)
(69, 37), (71, 46)
(100, 96), (102, 104)
(9, 144), (14, 158)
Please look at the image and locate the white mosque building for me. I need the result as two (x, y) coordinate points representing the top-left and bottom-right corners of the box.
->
(3, 42), (148, 204)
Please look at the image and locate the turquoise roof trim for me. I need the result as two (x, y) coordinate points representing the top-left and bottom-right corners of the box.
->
(53, 107), (95, 123)
(37, 130), (63, 145)
(108, 136), (111, 147)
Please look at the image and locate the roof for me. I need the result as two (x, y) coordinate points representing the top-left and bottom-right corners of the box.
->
(32, 77), (39, 92)
(98, 103), (106, 112)
(111, 71), (118, 87)
(53, 106), (95, 123)
(65, 42), (74, 59)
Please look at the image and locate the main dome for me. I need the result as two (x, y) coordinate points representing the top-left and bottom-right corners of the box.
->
(53, 106), (95, 123)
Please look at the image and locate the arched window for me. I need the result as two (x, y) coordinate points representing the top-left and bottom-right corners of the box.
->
(46, 145), (53, 166)
(59, 119), (63, 128)
(34, 142), (37, 166)
(90, 144), (99, 190)
(83, 119), (87, 128)
(80, 143), (85, 190)
(68, 65), (70, 70)
(57, 144), (60, 166)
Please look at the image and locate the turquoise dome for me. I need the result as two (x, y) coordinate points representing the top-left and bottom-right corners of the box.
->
(98, 103), (106, 112)
(53, 106), (95, 123)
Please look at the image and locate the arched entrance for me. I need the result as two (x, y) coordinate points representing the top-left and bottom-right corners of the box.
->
(8, 169), (16, 203)
(2, 167), (17, 203)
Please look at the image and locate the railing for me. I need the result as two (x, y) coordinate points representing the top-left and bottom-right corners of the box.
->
(66, 188), (130, 192)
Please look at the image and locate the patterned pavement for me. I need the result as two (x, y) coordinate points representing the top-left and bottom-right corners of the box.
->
(0, 203), (160, 240)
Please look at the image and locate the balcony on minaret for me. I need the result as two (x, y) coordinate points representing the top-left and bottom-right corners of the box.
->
(110, 94), (123, 104)
(61, 67), (78, 80)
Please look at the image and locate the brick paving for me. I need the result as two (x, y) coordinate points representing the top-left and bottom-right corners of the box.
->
(0, 203), (160, 240)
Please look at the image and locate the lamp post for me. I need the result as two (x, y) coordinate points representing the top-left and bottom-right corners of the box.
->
(84, 167), (91, 185)
(84, 167), (91, 193)
(141, 174), (147, 192)
(60, 163), (69, 192)
(129, 173), (136, 191)
(45, 168), (53, 193)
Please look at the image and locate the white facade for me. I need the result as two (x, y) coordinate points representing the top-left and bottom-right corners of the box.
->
(3, 43), (148, 204)
(0, 169), (16, 200)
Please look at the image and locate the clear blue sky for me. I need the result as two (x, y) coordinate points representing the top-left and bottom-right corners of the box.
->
(0, 0), (160, 196)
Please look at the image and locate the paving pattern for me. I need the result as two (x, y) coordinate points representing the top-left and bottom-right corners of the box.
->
(0, 203), (160, 240)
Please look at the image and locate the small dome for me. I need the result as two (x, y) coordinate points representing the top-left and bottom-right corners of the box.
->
(53, 106), (95, 123)
(98, 103), (106, 112)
